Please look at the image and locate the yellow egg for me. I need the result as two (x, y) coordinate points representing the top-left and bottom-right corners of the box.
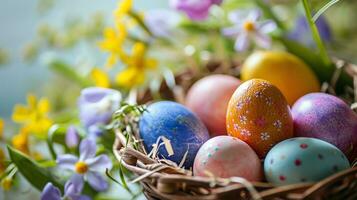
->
(241, 51), (320, 105)
(226, 79), (294, 158)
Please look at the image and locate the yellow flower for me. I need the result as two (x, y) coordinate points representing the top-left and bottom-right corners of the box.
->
(1, 177), (13, 191)
(116, 42), (157, 88)
(116, 67), (145, 87)
(90, 68), (110, 88)
(0, 148), (5, 175)
(98, 23), (127, 67)
(0, 118), (4, 139)
(126, 42), (157, 69)
(12, 127), (30, 155)
(32, 151), (43, 161)
(12, 94), (52, 139)
(114, 0), (142, 29)
(114, 0), (132, 20)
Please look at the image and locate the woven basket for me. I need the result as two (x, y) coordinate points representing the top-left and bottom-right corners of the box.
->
(113, 132), (357, 200)
(113, 59), (357, 200)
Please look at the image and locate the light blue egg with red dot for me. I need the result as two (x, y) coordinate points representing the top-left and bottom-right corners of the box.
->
(264, 137), (350, 185)
(139, 101), (209, 169)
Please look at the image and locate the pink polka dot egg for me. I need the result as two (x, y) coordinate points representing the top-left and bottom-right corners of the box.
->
(193, 136), (263, 181)
(264, 137), (350, 185)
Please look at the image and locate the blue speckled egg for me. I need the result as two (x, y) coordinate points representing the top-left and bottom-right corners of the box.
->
(264, 137), (350, 185)
(139, 101), (209, 169)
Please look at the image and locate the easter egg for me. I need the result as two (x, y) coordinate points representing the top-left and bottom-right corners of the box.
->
(193, 136), (262, 181)
(264, 137), (350, 185)
(139, 101), (210, 168)
(241, 51), (320, 105)
(226, 79), (293, 158)
(186, 75), (241, 136)
(292, 93), (357, 160)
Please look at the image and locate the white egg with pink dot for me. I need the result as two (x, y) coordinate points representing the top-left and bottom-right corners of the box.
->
(193, 135), (262, 181)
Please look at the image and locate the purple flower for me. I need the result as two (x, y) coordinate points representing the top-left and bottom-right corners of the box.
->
(78, 87), (121, 131)
(66, 126), (80, 148)
(288, 15), (332, 46)
(56, 139), (112, 192)
(222, 9), (277, 52)
(170, 0), (222, 21)
(41, 180), (90, 200)
(144, 10), (180, 38)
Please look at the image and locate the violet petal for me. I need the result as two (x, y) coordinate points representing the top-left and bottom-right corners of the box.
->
(86, 155), (113, 171)
(78, 87), (121, 129)
(221, 25), (242, 37)
(79, 138), (97, 161)
(66, 126), (80, 148)
(254, 31), (272, 49)
(86, 171), (109, 192)
(41, 183), (62, 200)
(258, 20), (277, 34)
(64, 174), (84, 197)
(57, 154), (78, 171)
(234, 32), (250, 51)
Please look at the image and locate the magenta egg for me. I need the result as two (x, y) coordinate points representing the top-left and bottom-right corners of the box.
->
(186, 75), (241, 137)
(292, 93), (357, 160)
(193, 136), (263, 181)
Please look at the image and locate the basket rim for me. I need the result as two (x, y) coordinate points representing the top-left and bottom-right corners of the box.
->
(113, 129), (357, 199)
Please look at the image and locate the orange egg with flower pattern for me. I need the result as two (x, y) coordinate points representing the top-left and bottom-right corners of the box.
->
(226, 79), (293, 158)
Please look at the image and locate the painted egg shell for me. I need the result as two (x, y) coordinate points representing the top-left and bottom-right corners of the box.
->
(139, 101), (210, 169)
(264, 137), (350, 185)
(226, 79), (293, 158)
(241, 51), (320, 105)
(193, 136), (262, 181)
(292, 93), (357, 160)
(186, 75), (241, 136)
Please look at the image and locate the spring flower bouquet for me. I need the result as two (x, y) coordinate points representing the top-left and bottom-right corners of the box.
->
(1, 0), (357, 199)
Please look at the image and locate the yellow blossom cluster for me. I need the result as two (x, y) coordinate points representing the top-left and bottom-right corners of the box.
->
(10, 94), (53, 156)
(93, 0), (157, 89)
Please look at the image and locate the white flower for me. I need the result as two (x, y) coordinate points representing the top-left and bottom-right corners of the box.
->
(233, 123), (240, 131)
(273, 120), (282, 130)
(260, 132), (270, 141)
(254, 91), (264, 98)
(241, 129), (251, 137)
(222, 9), (277, 51)
(265, 97), (273, 106)
(236, 101), (244, 109)
(239, 115), (248, 124)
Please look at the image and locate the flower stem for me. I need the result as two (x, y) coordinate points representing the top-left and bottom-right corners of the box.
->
(46, 138), (57, 160)
(301, 0), (331, 65)
(128, 10), (153, 37)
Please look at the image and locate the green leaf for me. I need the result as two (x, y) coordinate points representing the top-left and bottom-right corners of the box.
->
(118, 161), (132, 195)
(51, 126), (67, 145)
(99, 130), (115, 152)
(7, 145), (64, 191)
(82, 183), (97, 197)
(313, 0), (341, 22)
(301, 0), (331, 65)
(179, 20), (221, 33)
(49, 60), (91, 87)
